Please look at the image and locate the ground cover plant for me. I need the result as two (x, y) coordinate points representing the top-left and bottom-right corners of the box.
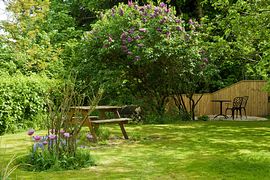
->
(1, 121), (270, 179)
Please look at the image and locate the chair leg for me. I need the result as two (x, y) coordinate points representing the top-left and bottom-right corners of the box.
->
(232, 109), (235, 120)
(243, 108), (247, 119)
(239, 109), (242, 119)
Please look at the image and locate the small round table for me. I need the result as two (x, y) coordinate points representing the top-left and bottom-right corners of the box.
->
(211, 99), (231, 119)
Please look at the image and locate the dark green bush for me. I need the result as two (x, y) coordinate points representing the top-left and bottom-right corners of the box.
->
(0, 74), (57, 135)
(197, 115), (209, 121)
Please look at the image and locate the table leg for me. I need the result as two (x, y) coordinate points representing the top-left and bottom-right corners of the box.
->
(214, 102), (228, 119)
(119, 122), (128, 139)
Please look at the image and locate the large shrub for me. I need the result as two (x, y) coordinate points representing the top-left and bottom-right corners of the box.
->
(77, 2), (213, 117)
(0, 74), (57, 135)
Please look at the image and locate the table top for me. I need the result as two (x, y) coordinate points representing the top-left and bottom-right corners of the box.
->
(211, 99), (231, 102)
(70, 105), (122, 110)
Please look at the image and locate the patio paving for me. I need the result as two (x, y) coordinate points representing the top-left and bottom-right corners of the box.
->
(207, 115), (268, 121)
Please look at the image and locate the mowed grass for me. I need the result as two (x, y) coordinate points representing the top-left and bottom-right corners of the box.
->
(1, 121), (270, 179)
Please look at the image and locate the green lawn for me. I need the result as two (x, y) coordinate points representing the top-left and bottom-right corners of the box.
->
(1, 121), (270, 179)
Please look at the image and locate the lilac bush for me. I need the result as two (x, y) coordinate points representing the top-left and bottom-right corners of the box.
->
(81, 2), (212, 118)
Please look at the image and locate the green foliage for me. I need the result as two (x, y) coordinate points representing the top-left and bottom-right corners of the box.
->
(18, 147), (95, 171)
(1, 155), (20, 180)
(16, 79), (101, 171)
(77, 2), (214, 118)
(0, 74), (57, 135)
(201, 0), (270, 90)
(197, 114), (209, 121)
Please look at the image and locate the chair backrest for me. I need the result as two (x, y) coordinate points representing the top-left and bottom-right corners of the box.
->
(241, 96), (249, 108)
(232, 97), (243, 108)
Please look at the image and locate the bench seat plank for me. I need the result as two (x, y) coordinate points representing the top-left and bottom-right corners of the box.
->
(91, 118), (131, 124)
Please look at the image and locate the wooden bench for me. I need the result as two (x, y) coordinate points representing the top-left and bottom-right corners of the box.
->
(88, 118), (131, 142)
(69, 106), (132, 142)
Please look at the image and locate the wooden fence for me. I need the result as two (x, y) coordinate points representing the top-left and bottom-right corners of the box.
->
(167, 80), (270, 117)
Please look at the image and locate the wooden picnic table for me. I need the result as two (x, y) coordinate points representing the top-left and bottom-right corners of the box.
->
(69, 105), (131, 142)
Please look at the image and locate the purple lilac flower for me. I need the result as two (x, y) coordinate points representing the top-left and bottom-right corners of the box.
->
(150, 14), (156, 19)
(60, 129), (65, 134)
(27, 129), (35, 136)
(165, 8), (170, 13)
(134, 5), (138, 10)
(166, 31), (171, 38)
(128, 0), (133, 6)
(127, 36), (133, 42)
(160, 18), (166, 24)
(119, 8), (124, 16)
(122, 45), (128, 50)
(176, 26), (183, 31)
(48, 134), (57, 140)
(139, 7), (144, 12)
(139, 28), (147, 33)
(160, 2), (166, 8)
(134, 35), (141, 40)
(175, 19), (181, 23)
(142, 18), (147, 23)
(121, 32), (127, 39)
(157, 27), (162, 32)
(108, 36), (113, 42)
(154, 7), (159, 13)
(188, 19), (194, 25)
(128, 28), (135, 34)
(33, 135), (41, 141)
(122, 39), (127, 45)
(146, 4), (151, 9)
(86, 133), (93, 140)
(143, 12), (148, 16)
(64, 132), (70, 138)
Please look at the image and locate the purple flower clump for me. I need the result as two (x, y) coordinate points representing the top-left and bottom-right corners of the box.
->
(160, 2), (166, 8)
(42, 141), (48, 145)
(128, 0), (133, 7)
(134, 35), (141, 40)
(64, 132), (70, 138)
(176, 26), (183, 31)
(48, 134), (57, 140)
(33, 135), (41, 141)
(27, 129), (35, 136)
(127, 36), (133, 42)
(157, 27), (162, 32)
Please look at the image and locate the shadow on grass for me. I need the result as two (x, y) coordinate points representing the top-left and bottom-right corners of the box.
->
(1, 121), (270, 179)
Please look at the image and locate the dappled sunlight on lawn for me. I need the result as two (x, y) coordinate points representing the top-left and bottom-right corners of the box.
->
(1, 121), (270, 179)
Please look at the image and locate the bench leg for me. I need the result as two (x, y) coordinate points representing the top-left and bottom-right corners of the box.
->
(119, 122), (128, 139)
(88, 123), (97, 142)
